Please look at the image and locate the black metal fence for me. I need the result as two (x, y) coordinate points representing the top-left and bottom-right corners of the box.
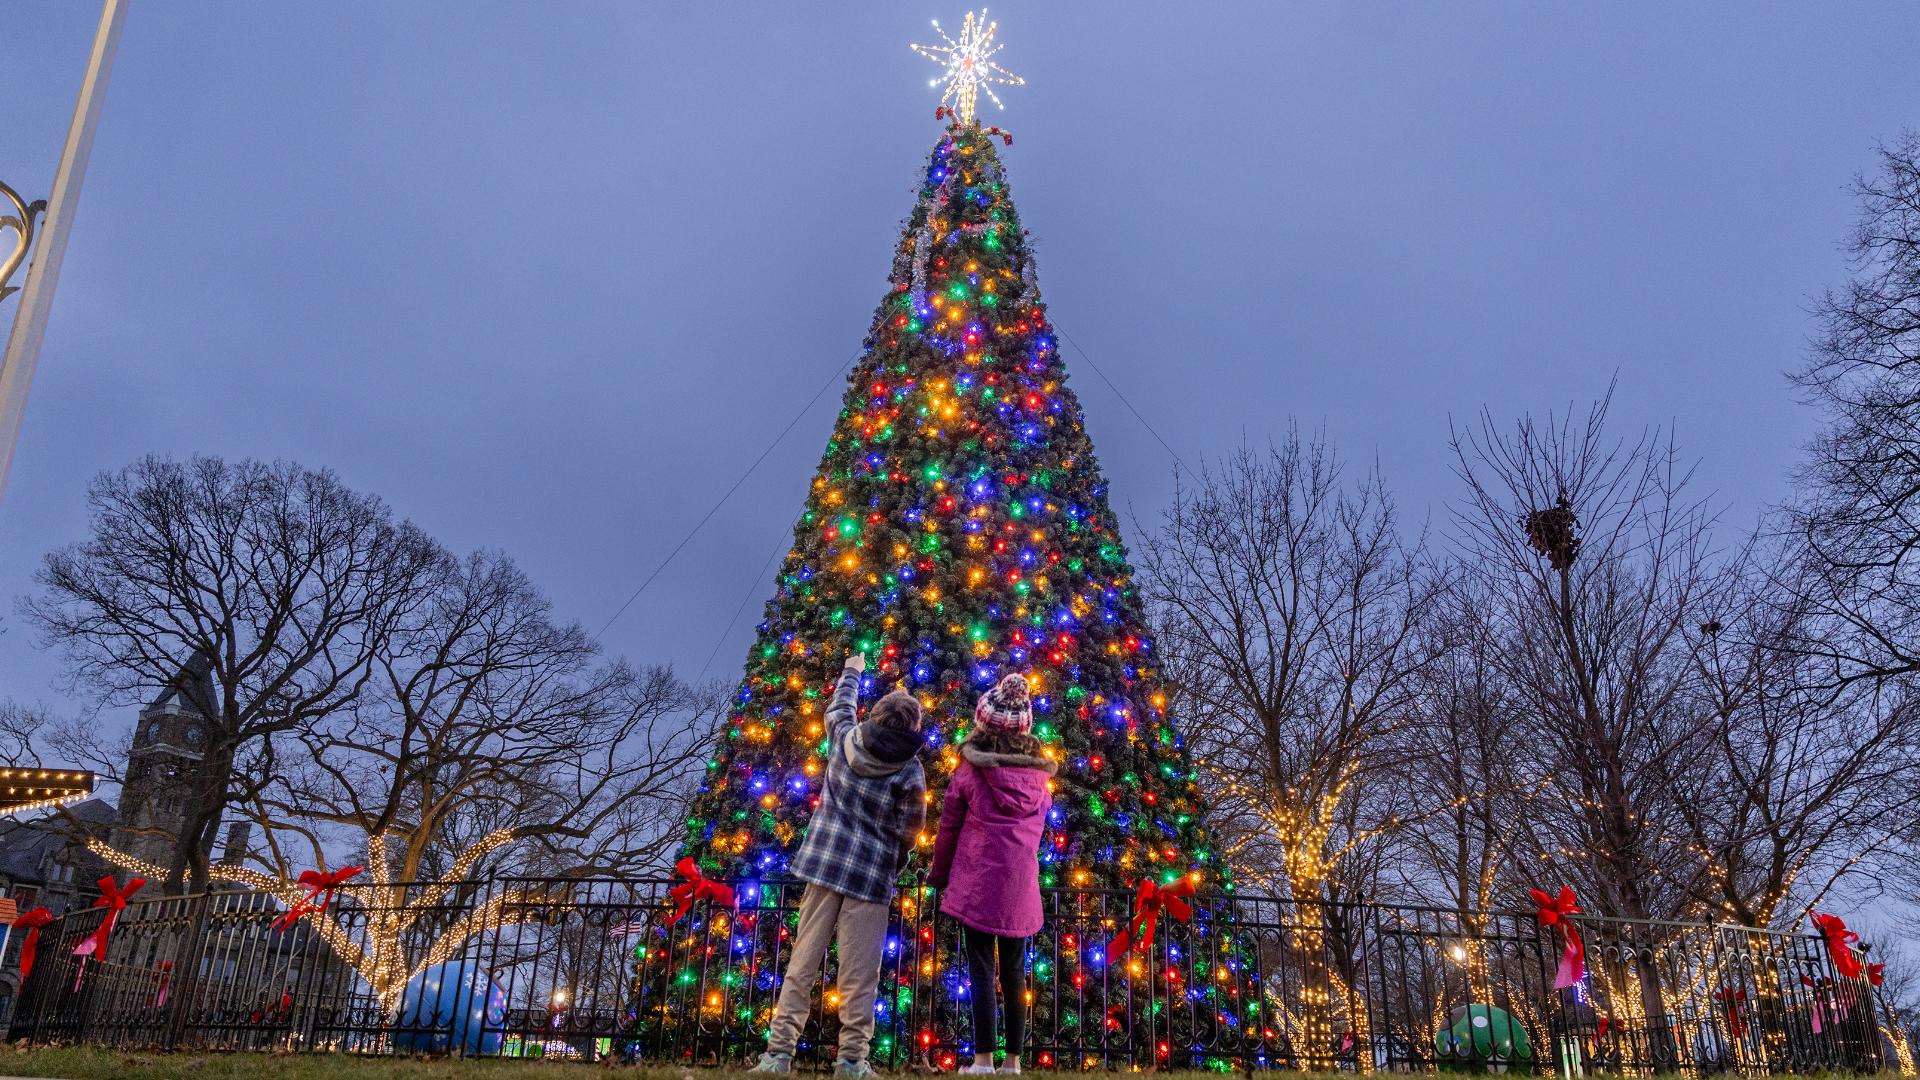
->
(5, 875), (1897, 1074)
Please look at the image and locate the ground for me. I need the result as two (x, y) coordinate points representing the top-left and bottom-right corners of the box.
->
(0, 1049), (1261, 1080)
(0, 1051), (1883, 1080)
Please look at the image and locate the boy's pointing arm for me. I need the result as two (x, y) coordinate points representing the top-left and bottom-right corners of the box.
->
(825, 652), (865, 743)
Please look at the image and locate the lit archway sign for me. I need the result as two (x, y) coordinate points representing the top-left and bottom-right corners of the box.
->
(0, 768), (95, 813)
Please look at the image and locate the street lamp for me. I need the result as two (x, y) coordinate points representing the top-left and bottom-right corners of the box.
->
(0, 182), (47, 304)
(0, 0), (129, 513)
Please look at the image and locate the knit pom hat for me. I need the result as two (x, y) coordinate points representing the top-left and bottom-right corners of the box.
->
(974, 672), (1033, 733)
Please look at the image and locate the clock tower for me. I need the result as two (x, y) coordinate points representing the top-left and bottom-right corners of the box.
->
(109, 650), (224, 883)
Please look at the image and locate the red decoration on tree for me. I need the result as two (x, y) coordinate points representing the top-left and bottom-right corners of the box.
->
(11, 906), (54, 985)
(270, 865), (363, 932)
(1810, 912), (1864, 979)
(664, 857), (735, 928)
(1713, 987), (1747, 1039)
(1529, 886), (1586, 989)
(73, 875), (145, 963)
(1108, 877), (1196, 958)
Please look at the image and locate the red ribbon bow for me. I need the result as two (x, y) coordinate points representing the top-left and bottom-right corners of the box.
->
(1108, 877), (1197, 959)
(1530, 886), (1587, 989)
(11, 906), (54, 986)
(74, 875), (145, 964)
(664, 858), (735, 928)
(1713, 987), (1747, 1039)
(271, 865), (362, 932)
(1866, 962), (1885, 987)
(1810, 912), (1864, 979)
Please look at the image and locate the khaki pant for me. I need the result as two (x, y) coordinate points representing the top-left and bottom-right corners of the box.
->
(766, 884), (891, 1062)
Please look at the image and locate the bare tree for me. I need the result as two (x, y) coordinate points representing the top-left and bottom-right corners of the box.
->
(80, 547), (718, 1006)
(1782, 130), (1920, 919)
(1141, 431), (1440, 1054)
(1448, 395), (1720, 927)
(1789, 130), (1920, 691)
(1655, 563), (1918, 928)
(20, 456), (445, 890)
(241, 550), (714, 885)
(1388, 577), (1531, 920)
(0, 699), (52, 766)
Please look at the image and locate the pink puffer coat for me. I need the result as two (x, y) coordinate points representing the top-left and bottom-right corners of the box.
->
(929, 740), (1056, 938)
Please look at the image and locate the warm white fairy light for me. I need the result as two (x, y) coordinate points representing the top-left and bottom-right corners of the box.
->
(91, 827), (532, 1008)
(910, 10), (1024, 124)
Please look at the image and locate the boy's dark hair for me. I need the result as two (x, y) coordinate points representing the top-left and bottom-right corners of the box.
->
(968, 725), (1044, 758)
(869, 689), (923, 732)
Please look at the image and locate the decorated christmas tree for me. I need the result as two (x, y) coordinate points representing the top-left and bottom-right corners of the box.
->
(633, 18), (1253, 1069)
(687, 32), (1213, 909)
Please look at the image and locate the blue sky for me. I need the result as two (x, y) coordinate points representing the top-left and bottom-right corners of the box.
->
(2, 3), (1916, 739)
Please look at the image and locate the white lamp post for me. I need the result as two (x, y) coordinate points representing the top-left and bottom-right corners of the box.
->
(0, 0), (129, 513)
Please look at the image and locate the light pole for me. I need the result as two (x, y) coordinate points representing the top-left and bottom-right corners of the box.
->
(0, 0), (129, 513)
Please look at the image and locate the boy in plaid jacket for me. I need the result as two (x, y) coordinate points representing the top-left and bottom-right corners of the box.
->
(754, 652), (927, 1077)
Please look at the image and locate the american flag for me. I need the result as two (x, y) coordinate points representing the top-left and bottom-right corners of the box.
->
(0, 897), (18, 924)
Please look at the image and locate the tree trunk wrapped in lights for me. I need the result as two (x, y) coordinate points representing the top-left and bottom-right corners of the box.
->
(642, 118), (1230, 1069)
(89, 828), (560, 1009)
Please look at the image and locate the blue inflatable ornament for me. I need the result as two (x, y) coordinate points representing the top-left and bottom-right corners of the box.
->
(391, 960), (508, 1055)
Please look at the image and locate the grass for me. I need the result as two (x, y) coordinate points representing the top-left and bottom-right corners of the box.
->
(0, 1046), (662, 1080)
(0, 1050), (1882, 1080)
(0, 1047), (1241, 1080)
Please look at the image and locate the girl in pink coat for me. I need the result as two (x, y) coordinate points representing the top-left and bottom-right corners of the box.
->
(930, 673), (1056, 1074)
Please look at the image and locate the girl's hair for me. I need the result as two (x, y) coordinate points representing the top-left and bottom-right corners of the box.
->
(968, 725), (1044, 758)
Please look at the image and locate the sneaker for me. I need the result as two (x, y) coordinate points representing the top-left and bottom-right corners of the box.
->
(751, 1052), (793, 1074)
(834, 1059), (878, 1078)
(962, 1067), (997, 1075)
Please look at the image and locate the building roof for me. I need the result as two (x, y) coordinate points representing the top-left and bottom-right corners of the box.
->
(0, 797), (117, 882)
(146, 648), (217, 716)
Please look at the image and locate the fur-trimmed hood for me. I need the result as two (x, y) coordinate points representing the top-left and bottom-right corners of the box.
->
(960, 739), (1055, 817)
(959, 740), (1058, 775)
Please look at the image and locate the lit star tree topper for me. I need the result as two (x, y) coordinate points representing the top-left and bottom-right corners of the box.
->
(911, 10), (1024, 124)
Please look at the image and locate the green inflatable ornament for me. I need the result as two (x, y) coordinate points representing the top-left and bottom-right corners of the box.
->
(1436, 1004), (1535, 1073)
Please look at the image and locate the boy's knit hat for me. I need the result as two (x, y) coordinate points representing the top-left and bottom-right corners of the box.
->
(975, 673), (1032, 733)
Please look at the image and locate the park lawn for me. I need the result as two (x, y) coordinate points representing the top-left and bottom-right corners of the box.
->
(0, 1053), (1879, 1080)
(0, 1047), (1261, 1080)
(0, 1046), (671, 1080)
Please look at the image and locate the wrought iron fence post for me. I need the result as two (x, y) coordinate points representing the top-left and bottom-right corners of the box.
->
(161, 890), (214, 1050)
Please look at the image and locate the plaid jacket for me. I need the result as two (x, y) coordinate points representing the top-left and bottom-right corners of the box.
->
(789, 667), (927, 903)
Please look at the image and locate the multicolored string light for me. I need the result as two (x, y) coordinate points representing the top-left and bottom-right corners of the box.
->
(662, 116), (1234, 1065)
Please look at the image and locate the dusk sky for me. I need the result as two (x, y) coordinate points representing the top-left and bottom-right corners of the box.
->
(4, 3), (1917, 730)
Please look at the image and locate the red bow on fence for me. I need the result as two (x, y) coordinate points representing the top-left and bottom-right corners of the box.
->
(1713, 987), (1747, 1039)
(664, 858), (735, 928)
(270, 865), (362, 932)
(1108, 877), (1197, 959)
(73, 876), (145, 963)
(11, 906), (53, 986)
(1867, 962), (1885, 987)
(1529, 886), (1587, 989)
(1810, 912), (1865, 979)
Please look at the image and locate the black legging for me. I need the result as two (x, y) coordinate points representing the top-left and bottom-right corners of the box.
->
(962, 925), (1028, 1058)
